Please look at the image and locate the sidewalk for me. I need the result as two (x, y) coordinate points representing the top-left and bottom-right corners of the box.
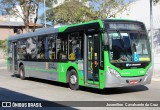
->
(0, 59), (7, 69)
(152, 76), (160, 81)
(152, 70), (160, 81)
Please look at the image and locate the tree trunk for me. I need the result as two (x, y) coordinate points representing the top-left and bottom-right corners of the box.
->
(33, 4), (39, 32)
(24, 19), (29, 32)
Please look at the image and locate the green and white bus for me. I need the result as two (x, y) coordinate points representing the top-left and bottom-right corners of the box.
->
(7, 19), (152, 90)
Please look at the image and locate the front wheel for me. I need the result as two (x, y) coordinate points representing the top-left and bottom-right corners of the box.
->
(19, 65), (25, 80)
(68, 70), (80, 90)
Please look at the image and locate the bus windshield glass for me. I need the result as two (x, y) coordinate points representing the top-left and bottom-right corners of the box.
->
(108, 31), (151, 63)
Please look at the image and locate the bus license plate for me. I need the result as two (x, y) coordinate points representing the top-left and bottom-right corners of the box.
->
(129, 80), (138, 85)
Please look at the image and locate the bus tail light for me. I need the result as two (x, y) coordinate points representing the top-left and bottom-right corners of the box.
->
(108, 67), (120, 77)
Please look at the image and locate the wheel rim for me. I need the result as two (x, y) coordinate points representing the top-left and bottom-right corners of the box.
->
(70, 75), (77, 84)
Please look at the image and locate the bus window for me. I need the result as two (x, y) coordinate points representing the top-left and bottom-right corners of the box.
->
(37, 36), (45, 59)
(18, 39), (27, 60)
(56, 34), (68, 60)
(69, 32), (81, 60)
(48, 34), (56, 60)
(25, 37), (37, 59)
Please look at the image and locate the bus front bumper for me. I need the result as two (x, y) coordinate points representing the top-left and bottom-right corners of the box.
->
(105, 68), (153, 88)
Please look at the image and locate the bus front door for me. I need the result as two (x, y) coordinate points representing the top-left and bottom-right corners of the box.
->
(12, 42), (18, 72)
(86, 33), (100, 85)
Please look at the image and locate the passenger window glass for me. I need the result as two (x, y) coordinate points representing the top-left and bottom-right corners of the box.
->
(18, 39), (27, 60)
(57, 34), (68, 60)
(25, 37), (37, 59)
(48, 34), (56, 59)
(37, 36), (45, 59)
(69, 32), (81, 60)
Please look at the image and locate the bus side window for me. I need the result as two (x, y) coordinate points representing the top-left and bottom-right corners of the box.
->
(69, 32), (82, 60)
(56, 33), (68, 60)
(37, 36), (45, 59)
(47, 34), (56, 60)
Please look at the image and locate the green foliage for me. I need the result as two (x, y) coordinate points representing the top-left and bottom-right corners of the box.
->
(153, 0), (160, 4)
(43, 0), (95, 24)
(0, 40), (7, 47)
(90, 0), (129, 19)
(40, 0), (130, 25)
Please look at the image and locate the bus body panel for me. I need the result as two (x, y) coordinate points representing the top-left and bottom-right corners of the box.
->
(105, 69), (152, 88)
(18, 61), (59, 81)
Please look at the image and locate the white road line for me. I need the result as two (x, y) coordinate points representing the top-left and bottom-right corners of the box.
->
(34, 83), (48, 88)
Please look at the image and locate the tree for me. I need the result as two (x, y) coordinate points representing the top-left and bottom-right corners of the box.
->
(0, 0), (42, 32)
(40, 0), (130, 25)
(90, 0), (130, 19)
(153, 0), (160, 4)
(41, 0), (95, 24)
(39, 0), (57, 25)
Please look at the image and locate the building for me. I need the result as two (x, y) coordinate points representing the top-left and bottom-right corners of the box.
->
(0, 21), (43, 59)
(0, 21), (43, 40)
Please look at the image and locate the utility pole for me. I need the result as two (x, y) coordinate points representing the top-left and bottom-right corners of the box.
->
(150, 0), (154, 73)
(44, 0), (46, 27)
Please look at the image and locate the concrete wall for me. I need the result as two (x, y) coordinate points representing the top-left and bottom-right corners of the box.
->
(0, 27), (16, 40)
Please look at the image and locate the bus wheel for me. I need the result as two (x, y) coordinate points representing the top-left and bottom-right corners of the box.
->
(19, 65), (25, 80)
(68, 70), (79, 90)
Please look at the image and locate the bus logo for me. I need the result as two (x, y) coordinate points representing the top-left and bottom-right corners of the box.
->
(133, 53), (139, 62)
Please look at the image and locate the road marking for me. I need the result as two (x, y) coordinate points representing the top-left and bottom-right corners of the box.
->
(34, 83), (48, 88)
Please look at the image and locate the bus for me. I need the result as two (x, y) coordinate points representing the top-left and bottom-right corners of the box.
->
(7, 19), (152, 90)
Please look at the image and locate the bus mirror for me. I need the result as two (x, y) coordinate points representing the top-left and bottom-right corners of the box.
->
(104, 33), (108, 45)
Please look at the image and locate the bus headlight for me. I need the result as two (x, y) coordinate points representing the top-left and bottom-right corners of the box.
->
(146, 66), (152, 76)
(108, 67), (120, 77)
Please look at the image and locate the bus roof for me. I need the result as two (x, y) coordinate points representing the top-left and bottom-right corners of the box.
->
(8, 27), (58, 41)
(8, 18), (144, 41)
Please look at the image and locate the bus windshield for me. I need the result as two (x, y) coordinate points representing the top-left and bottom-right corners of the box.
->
(108, 31), (151, 63)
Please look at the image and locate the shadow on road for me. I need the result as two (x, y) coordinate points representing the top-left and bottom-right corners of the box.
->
(80, 85), (149, 95)
(0, 87), (77, 110)
(12, 74), (69, 89)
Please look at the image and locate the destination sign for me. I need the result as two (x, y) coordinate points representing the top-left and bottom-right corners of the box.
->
(106, 23), (145, 30)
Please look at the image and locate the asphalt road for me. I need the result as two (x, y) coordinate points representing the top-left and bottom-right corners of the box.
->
(0, 60), (160, 110)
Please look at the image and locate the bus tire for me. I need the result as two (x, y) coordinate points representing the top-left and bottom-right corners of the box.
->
(68, 69), (79, 90)
(19, 65), (25, 80)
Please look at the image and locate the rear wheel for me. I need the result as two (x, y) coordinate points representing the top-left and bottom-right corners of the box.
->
(68, 69), (80, 90)
(19, 65), (25, 80)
